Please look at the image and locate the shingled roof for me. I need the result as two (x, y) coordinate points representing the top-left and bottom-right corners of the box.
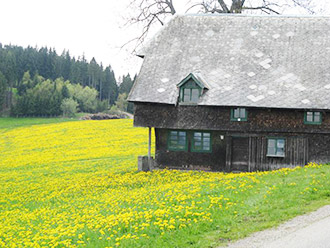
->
(128, 14), (330, 110)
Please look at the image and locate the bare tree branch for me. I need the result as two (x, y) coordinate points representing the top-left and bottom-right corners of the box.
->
(125, 0), (177, 52)
(291, 0), (315, 14)
(125, 0), (321, 53)
(217, 0), (229, 12)
(243, 6), (280, 14)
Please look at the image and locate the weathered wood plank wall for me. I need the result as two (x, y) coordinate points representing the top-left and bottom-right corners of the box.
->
(242, 136), (308, 171)
(134, 103), (330, 171)
(134, 103), (330, 133)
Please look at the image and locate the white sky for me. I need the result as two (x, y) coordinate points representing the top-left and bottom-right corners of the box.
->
(0, 0), (329, 79)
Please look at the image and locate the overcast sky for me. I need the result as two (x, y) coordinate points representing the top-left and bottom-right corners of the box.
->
(0, 0), (190, 79)
(0, 0), (329, 80)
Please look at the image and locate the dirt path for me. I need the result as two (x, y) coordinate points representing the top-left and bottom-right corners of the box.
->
(225, 205), (330, 248)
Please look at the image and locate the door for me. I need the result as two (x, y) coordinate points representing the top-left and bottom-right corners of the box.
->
(231, 137), (249, 171)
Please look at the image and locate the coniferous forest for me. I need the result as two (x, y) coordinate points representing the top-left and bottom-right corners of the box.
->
(0, 43), (135, 116)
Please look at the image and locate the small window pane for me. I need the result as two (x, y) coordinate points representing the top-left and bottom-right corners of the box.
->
(194, 132), (202, 137)
(240, 108), (246, 118)
(191, 89), (199, 102)
(194, 141), (202, 147)
(306, 112), (313, 122)
(314, 113), (320, 122)
(277, 139), (284, 148)
(277, 148), (284, 156)
(183, 89), (190, 102)
(268, 147), (276, 155)
(203, 142), (210, 151)
(178, 140), (185, 146)
(268, 139), (275, 148)
(195, 142), (202, 150)
(184, 89), (190, 95)
(203, 144), (210, 150)
(234, 108), (240, 118)
(179, 131), (186, 137)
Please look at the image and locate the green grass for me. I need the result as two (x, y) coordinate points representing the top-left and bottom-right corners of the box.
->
(199, 167), (330, 247)
(0, 117), (81, 129)
(0, 118), (330, 247)
(134, 165), (330, 248)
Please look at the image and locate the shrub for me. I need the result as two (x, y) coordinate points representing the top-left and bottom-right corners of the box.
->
(61, 98), (78, 117)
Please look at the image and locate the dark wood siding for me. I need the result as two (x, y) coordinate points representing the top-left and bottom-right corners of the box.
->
(153, 131), (326, 172)
(309, 135), (330, 163)
(155, 128), (226, 171)
(231, 137), (249, 171)
(134, 103), (330, 133)
(135, 103), (330, 171)
(245, 135), (308, 171)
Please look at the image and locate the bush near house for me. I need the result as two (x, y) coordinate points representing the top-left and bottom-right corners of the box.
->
(0, 119), (330, 248)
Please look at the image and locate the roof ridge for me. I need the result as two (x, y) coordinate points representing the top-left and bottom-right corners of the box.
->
(179, 13), (330, 19)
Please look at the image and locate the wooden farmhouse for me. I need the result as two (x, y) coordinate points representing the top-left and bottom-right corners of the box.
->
(128, 14), (330, 172)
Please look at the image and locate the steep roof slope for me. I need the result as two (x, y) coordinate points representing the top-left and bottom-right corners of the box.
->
(128, 14), (330, 109)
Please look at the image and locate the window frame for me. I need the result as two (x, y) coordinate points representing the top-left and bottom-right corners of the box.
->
(191, 131), (212, 153)
(304, 111), (322, 125)
(180, 85), (202, 103)
(266, 137), (286, 158)
(167, 130), (188, 151)
(231, 108), (248, 122)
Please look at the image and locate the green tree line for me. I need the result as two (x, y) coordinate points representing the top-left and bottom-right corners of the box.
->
(13, 72), (109, 117)
(0, 43), (136, 115)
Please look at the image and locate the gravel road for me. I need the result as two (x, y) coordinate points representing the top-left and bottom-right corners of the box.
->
(225, 205), (330, 248)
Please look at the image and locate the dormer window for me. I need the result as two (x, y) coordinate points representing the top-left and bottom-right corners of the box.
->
(177, 72), (209, 104)
(182, 86), (201, 103)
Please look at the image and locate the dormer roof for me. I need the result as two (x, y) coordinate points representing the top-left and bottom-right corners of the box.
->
(177, 72), (210, 90)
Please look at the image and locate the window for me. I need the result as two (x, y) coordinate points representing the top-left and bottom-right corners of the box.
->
(178, 76), (203, 104)
(267, 138), (285, 157)
(181, 87), (200, 103)
(167, 130), (187, 151)
(231, 108), (247, 121)
(304, 111), (322, 125)
(192, 132), (212, 152)
(167, 130), (212, 153)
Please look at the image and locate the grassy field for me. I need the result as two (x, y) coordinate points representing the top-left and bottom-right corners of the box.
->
(1, 118), (330, 248)
(0, 117), (80, 129)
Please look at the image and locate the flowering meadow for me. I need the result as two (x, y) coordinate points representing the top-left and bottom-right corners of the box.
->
(1, 119), (330, 247)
